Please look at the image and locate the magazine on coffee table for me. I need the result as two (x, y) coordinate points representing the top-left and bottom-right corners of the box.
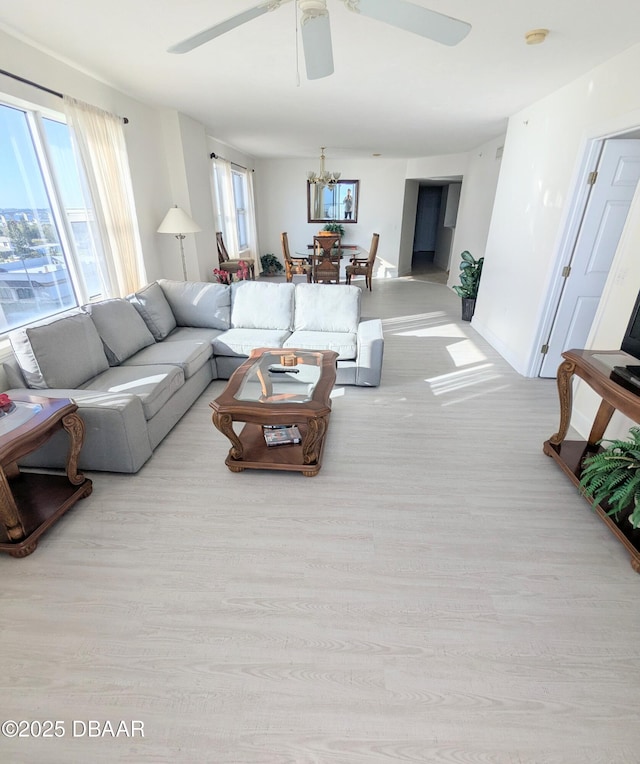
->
(263, 424), (302, 447)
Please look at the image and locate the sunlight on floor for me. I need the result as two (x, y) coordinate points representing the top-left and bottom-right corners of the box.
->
(447, 339), (488, 367)
(426, 364), (505, 401)
(395, 322), (466, 339)
(382, 311), (448, 333)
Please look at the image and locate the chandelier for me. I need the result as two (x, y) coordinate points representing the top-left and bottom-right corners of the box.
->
(307, 147), (341, 187)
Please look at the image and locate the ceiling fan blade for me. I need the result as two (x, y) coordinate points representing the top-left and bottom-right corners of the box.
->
(168, 4), (272, 54)
(350, 0), (471, 46)
(300, 8), (334, 80)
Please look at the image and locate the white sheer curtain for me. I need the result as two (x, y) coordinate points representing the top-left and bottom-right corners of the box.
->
(211, 156), (240, 257)
(246, 170), (260, 260)
(63, 96), (146, 296)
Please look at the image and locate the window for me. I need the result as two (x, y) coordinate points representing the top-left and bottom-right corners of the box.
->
(0, 100), (110, 334)
(211, 157), (257, 258)
(232, 168), (248, 251)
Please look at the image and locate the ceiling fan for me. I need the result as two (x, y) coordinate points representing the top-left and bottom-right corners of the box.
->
(168, 0), (471, 81)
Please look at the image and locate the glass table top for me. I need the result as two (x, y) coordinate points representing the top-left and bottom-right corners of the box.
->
(0, 401), (44, 437)
(234, 351), (324, 404)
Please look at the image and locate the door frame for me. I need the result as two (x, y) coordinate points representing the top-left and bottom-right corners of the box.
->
(530, 128), (640, 377)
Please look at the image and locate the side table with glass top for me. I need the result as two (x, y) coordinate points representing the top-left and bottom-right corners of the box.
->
(0, 394), (93, 558)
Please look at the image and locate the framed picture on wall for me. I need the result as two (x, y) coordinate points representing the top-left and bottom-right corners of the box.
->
(307, 180), (359, 224)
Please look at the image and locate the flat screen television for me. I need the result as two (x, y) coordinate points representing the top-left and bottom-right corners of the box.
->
(621, 288), (640, 361)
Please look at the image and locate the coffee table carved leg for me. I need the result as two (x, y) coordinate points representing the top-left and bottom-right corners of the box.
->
(212, 412), (244, 461)
(548, 359), (576, 446)
(0, 468), (26, 542)
(62, 412), (87, 485)
(302, 416), (327, 465)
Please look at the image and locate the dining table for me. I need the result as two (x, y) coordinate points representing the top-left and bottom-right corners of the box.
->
(296, 245), (367, 284)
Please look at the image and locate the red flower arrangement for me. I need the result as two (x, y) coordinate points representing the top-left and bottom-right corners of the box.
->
(0, 393), (13, 413)
(213, 260), (250, 284)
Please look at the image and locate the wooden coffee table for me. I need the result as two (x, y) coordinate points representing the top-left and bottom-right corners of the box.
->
(0, 394), (92, 558)
(210, 348), (338, 477)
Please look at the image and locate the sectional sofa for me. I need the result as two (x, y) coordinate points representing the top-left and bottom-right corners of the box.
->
(3, 279), (384, 473)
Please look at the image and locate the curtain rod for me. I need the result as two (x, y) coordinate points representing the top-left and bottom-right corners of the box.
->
(210, 152), (252, 172)
(0, 67), (129, 124)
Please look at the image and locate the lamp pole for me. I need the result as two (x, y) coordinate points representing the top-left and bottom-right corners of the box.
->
(175, 234), (187, 280)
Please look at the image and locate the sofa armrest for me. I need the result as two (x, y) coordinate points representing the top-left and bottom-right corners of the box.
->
(355, 319), (384, 387)
(6, 387), (153, 473)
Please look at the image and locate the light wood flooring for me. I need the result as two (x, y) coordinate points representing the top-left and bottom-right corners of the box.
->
(2, 276), (639, 763)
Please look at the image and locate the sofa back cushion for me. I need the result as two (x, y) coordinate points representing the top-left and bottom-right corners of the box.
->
(84, 299), (156, 365)
(158, 279), (231, 330)
(231, 281), (295, 330)
(10, 312), (110, 389)
(127, 282), (177, 340)
(294, 284), (361, 333)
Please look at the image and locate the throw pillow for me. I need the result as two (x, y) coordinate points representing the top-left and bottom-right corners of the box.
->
(293, 284), (360, 333)
(83, 299), (156, 365)
(10, 312), (110, 389)
(158, 279), (231, 330)
(127, 282), (177, 340)
(231, 281), (295, 330)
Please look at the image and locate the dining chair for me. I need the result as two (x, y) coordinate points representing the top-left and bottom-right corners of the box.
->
(281, 232), (312, 283)
(216, 231), (256, 279)
(345, 233), (379, 291)
(311, 234), (341, 284)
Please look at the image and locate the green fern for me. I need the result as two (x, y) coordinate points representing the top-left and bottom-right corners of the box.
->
(579, 426), (640, 528)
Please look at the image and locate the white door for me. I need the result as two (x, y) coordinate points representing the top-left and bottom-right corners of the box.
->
(540, 138), (640, 377)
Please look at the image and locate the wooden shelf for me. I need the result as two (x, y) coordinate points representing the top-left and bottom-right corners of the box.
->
(0, 395), (92, 558)
(544, 439), (640, 571)
(225, 422), (327, 477)
(0, 473), (92, 556)
(544, 349), (640, 572)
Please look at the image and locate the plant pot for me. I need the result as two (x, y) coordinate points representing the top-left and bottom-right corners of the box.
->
(461, 298), (476, 321)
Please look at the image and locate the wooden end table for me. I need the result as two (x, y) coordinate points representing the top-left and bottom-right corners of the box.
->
(0, 394), (93, 558)
(543, 349), (640, 572)
(210, 348), (338, 477)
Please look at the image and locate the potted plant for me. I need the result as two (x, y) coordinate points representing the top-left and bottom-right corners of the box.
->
(452, 250), (484, 321)
(260, 253), (284, 277)
(579, 427), (640, 529)
(322, 222), (346, 237)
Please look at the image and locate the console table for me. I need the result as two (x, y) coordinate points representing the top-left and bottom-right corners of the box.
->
(0, 395), (92, 558)
(543, 349), (640, 571)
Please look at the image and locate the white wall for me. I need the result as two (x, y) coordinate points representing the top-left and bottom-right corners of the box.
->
(253, 157), (408, 275)
(471, 42), (640, 386)
(448, 135), (504, 286)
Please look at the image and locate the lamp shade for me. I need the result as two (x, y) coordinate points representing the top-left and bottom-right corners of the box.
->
(157, 205), (201, 235)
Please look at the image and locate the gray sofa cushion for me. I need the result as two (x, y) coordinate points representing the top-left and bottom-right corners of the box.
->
(80, 364), (185, 420)
(158, 279), (231, 329)
(84, 298), (156, 365)
(10, 312), (110, 389)
(163, 326), (223, 344)
(284, 330), (357, 360)
(213, 328), (292, 358)
(294, 283), (360, 333)
(127, 282), (177, 340)
(122, 340), (212, 379)
(231, 281), (295, 330)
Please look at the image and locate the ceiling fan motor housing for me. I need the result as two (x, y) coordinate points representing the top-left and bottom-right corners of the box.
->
(298, 0), (329, 23)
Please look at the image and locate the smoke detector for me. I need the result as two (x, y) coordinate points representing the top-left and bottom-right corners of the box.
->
(525, 28), (549, 45)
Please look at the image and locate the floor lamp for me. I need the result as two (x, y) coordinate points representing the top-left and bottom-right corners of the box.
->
(157, 205), (202, 280)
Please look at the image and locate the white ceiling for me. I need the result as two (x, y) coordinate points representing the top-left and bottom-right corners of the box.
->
(2, 1), (640, 160)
